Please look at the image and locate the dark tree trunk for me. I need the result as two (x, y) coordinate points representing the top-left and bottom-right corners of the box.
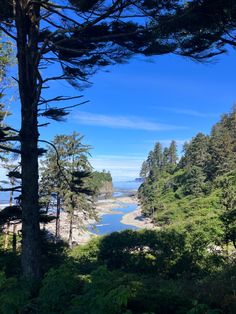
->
(20, 80), (41, 279)
(68, 212), (74, 247)
(55, 195), (61, 239)
(15, 0), (41, 280)
(9, 178), (13, 206)
(4, 222), (10, 250)
(12, 224), (17, 254)
(45, 201), (49, 213)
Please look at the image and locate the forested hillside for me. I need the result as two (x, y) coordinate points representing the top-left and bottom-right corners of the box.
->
(139, 108), (236, 251)
(90, 171), (113, 198)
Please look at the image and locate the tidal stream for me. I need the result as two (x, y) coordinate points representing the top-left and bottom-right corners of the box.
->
(89, 180), (141, 236)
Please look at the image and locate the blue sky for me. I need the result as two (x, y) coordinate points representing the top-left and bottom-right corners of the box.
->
(4, 50), (236, 181)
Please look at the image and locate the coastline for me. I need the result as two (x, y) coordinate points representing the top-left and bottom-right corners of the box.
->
(121, 205), (156, 229)
(45, 195), (155, 245)
(95, 195), (140, 217)
(1, 195), (156, 245)
(45, 195), (138, 245)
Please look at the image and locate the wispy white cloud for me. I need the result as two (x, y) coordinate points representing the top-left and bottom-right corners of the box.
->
(75, 111), (187, 131)
(90, 154), (145, 180)
(156, 106), (219, 118)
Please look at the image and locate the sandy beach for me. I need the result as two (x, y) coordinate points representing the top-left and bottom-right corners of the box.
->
(121, 205), (156, 229)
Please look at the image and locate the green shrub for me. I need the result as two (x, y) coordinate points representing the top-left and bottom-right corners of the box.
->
(68, 266), (141, 314)
(37, 265), (83, 313)
(0, 272), (30, 314)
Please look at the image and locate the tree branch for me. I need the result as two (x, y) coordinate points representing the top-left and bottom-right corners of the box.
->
(39, 95), (84, 105)
(0, 25), (17, 40)
(0, 186), (22, 192)
(40, 3), (82, 27)
(0, 136), (20, 142)
(0, 145), (21, 154)
(53, 100), (89, 111)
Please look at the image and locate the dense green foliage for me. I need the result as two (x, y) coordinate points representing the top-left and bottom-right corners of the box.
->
(0, 229), (235, 313)
(139, 108), (236, 252)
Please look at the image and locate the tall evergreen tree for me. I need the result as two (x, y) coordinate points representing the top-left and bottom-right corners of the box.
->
(183, 133), (210, 169)
(162, 147), (169, 169)
(153, 142), (163, 169)
(140, 160), (149, 179)
(146, 150), (155, 176)
(208, 109), (236, 178)
(220, 176), (236, 249)
(40, 133), (95, 246)
(0, 32), (11, 83)
(168, 140), (178, 165)
(183, 165), (206, 197)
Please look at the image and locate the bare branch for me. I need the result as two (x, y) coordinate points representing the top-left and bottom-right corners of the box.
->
(42, 17), (64, 29)
(38, 123), (50, 127)
(2, 127), (20, 133)
(28, 1), (79, 13)
(0, 25), (17, 40)
(82, 0), (137, 30)
(55, 100), (89, 111)
(40, 3), (82, 27)
(220, 36), (236, 47)
(42, 74), (72, 83)
(39, 95), (83, 105)
(0, 186), (22, 192)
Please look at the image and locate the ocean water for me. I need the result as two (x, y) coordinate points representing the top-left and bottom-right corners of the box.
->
(113, 180), (142, 197)
(0, 181), (142, 204)
(113, 180), (142, 192)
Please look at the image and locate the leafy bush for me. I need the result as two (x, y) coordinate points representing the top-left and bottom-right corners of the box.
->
(37, 265), (83, 313)
(0, 272), (30, 314)
(68, 266), (141, 314)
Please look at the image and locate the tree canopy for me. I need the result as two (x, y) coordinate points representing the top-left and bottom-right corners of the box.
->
(153, 0), (236, 60)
